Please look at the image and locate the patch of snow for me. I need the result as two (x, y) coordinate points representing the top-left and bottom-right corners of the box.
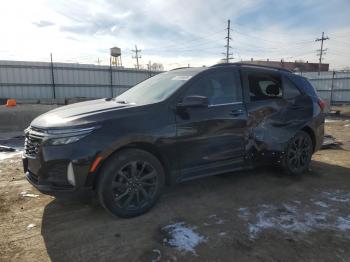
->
(238, 207), (250, 219)
(218, 232), (227, 236)
(162, 222), (207, 254)
(208, 214), (225, 225)
(323, 191), (350, 203)
(0, 151), (22, 161)
(20, 191), (39, 198)
(27, 223), (36, 230)
(215, 219), (225, 225)
(248, 209), (276, 238)
(239, 200), (350, 239)
(325, 119), (340, 123)
(314, 201), (329, 208)
(337, 216), (350, 231)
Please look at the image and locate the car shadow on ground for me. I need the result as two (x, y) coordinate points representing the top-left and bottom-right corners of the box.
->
(41, 161), (350, 262)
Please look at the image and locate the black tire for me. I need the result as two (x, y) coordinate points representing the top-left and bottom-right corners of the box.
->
(282, 130), (313, 175)
(97, 148), (165, 218)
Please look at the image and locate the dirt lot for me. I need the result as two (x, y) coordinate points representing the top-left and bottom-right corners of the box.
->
(1, 114), (350, 262)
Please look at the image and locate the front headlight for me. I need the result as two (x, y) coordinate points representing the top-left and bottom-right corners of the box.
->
(45, 126), (97, 146)
(47, 135), (87, 145)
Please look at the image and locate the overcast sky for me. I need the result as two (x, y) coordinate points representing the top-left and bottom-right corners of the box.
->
(0, 0), (349, 70)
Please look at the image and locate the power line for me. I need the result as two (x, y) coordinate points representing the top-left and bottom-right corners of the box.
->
(143, 39), (222, 54)
(222, 19), (233, 63)
(144, 30), (225, 52)
(327, 31), (350, 37)
(131, 45), (141, 69)
(315, 32), (329, 75)
(232, 28), (315, 45)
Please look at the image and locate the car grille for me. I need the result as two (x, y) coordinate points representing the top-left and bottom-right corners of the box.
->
(24, 127), (46, 158)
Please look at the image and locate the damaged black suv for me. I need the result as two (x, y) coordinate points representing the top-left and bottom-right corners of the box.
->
(23, 63), (324, 217)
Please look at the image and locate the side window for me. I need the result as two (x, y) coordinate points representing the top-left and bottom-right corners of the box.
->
(184, 70), (242, 105)
(247, 72), (282, 101)
(283, 76), (301, 99)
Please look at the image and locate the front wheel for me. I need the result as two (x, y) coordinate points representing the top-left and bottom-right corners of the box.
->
(97, 149), (165, 218)
(282, 131), (313, 175)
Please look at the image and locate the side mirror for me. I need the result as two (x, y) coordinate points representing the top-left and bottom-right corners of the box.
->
(178, 95), (208, 108)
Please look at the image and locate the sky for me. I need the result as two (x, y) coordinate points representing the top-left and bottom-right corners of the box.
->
(0, 0), (349, 70)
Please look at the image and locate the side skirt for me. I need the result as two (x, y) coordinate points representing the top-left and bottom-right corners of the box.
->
(180, 158), (254, 182)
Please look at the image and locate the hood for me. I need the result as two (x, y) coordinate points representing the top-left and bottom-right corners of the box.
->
(30, 98), (134, 129)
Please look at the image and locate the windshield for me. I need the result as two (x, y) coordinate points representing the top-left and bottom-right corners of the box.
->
(115, 70), (199, 105)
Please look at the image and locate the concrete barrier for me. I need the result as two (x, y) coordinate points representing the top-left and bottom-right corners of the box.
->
(0, 104), (59, 133)
(39, 98), (66, 105)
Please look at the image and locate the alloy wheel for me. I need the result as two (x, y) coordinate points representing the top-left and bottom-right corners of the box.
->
(112, 161), (159, 210)
(287, 135), (312, 172)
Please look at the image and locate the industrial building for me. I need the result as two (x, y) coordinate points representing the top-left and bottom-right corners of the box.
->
(242, 59), (329, 72)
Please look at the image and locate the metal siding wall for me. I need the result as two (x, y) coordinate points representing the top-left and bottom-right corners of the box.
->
(301, 71), (350, 104)
(4, 61), (349, 103)
(0, 60), (160, 100)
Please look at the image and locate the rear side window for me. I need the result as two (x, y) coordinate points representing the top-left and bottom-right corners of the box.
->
(246, 72), (282, 101)
(283, 76), (301, 99)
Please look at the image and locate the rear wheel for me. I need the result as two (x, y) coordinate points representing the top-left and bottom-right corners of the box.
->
(97, 149), (165, 218)
(283, 131), (313, 175)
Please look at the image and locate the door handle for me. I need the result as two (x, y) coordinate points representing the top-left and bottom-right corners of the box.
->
(230, 109), (244, 116)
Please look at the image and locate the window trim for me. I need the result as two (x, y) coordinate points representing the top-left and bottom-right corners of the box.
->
(208, 101), (243, 108)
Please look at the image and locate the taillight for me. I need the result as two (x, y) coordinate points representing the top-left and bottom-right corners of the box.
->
(318, 99), (326, 111)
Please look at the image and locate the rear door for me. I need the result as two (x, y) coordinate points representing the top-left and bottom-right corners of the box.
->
(174, 67), (248, 180)
(241, 68), (312, 153)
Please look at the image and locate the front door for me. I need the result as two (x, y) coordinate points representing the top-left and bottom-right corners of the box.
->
(175, 68), (248, 180)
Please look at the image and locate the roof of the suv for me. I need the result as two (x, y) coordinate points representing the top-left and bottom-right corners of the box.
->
(170, 63), (293, 74)
(211, 62), (293, 73)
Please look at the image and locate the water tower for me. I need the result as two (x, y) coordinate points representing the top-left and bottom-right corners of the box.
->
(110, 47), (122, 67)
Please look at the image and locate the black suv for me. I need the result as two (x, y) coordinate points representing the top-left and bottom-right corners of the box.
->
(23, 63), (325, 217)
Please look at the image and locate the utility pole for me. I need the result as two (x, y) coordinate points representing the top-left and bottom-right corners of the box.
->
(222, 19), (233, 63)
(132, 45), (141, 69)
(147, 60), (152, 78)
(50, 53), (56, 99)
(315, 32), (329, 75)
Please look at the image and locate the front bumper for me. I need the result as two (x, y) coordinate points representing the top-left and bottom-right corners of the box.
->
(22, 144), (95, 194)
(25, 169), (75, 193)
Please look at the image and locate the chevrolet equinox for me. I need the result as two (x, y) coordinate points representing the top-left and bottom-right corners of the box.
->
(23, 63), (325, 217)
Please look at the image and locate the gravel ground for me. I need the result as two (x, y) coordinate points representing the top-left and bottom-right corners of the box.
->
(0, 116), (350, 262)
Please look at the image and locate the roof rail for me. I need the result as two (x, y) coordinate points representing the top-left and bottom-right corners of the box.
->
(170, 67), (192, 71)
(211, 62), (293, 73)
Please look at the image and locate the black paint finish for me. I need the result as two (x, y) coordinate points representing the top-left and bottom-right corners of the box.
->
(23, 64), (324, 193)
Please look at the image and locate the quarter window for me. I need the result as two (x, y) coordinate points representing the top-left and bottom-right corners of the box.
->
(184, 70), (242, 105)
(283, 77), (301, 99)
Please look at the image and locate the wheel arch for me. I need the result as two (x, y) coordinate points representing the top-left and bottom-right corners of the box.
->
(301, 125), (316, 152)
(92, 142), (173, 189)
